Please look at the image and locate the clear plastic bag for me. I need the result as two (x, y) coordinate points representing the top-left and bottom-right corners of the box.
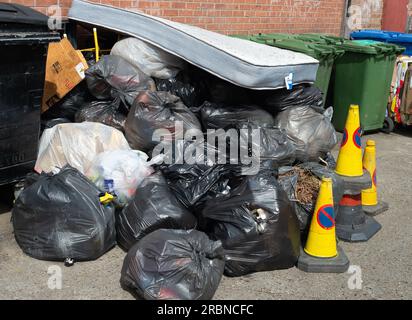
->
(111, 37), (185, 79)
(35, 122), (131, 174)
(86, 150), (162, 207)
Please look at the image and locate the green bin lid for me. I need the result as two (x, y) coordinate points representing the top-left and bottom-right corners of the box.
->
(353, 40), (405, 55)
(295, 33), (345, 44)
(254, 33), (293, 41)
(265, 38), (342, 59)
(337, 39), (399, 54)
(248, 35), (268, 44)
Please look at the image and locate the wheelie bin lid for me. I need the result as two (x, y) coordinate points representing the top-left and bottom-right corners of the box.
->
(264, 38), (343, 60)
(350, 30), (396, 41)
(335, 39), (404, 55)
(295, 33), (345, 44)
(390, 33), (412, 44)
(0, 3), (60, 45)
(254, 33), (294, 41)
(231, 33), (295, 45)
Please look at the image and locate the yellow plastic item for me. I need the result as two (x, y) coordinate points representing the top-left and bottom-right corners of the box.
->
(362, 140), (378, 206)
(99, 192), (114, 205)
(304, 177), (337, 258)
(335, 104), (364, 177)
(93, 28), (100, 62)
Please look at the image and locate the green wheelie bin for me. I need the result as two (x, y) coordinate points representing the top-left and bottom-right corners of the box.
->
(231, 34), (343, 105)
(330, 40), (404, 132)
(263, 38), (343, 105)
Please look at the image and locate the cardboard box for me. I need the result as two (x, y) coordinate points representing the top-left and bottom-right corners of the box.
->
(42, 37), (88, 113)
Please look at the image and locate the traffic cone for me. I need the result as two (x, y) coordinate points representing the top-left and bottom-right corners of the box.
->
(297, 177), (349, 273)
(335, 105), (364, 177)
(333, 105), (382, 242)
(362, 140), (389, 216)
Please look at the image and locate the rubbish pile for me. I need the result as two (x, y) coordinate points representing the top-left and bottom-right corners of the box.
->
(11, 33), (340, 300)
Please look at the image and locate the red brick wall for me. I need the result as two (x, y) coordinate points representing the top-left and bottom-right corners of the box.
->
(8, 0), (347, 35)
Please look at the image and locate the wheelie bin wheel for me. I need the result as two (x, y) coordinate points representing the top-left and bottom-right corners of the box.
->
(381, 117), (394, 134)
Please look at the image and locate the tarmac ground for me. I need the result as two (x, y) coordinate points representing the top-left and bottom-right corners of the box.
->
(0, 130), (411, 300)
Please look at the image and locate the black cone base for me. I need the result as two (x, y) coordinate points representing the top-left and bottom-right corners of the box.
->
(297, 246), (350, 273)
(336, 214), (381, 242)
(337, 170), (372, 193)
(363, 201), (389, 216)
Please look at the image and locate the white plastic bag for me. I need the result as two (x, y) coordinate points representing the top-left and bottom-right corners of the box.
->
(110, 37), (185, 79)
(35, 122), (131, 174)
(86, 150), (164, 207)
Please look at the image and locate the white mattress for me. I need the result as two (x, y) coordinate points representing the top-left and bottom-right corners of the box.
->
(68, 0), (319, 90)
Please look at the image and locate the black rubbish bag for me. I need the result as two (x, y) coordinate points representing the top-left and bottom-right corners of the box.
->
(278, 162), (344, 232)
(116, 172), (197, 251)
(86, 55), (156, 108)
(200, 70), (254, 105)
(155, 75), (201, 109)
(257, 85), (324, 113)
(42, 82), (93, 121)
(125, 91), (202, 151)
(120, 229), (225, 300)
(200, 169), (301, 277)
(239, 127), (296, 167)
(274, 106), (337, 162)
(41, 117), (71, 131)
(12, 166), (116, 262)
(159, 139), (235, 211)
(199, 101), (275, 130)
(75, 100), (126, 132)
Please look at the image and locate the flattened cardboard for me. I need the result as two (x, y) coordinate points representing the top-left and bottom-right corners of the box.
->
(42, 37), (88, 113)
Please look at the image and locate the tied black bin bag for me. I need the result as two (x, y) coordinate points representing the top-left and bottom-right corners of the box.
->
(159, 139), (234, 211)
(198, 101), (275, 129)
(257, 85), (324, 113)
(201, 170), (301, 277)
(120, 229), (225, 300)
(116, 172), (197, 251)
(86, 55), (156, 108)
(125, 91), (202, 151)
(75, 100), (126, 132)
(155, 75), (203, 109)
(12, 166), (116, 262)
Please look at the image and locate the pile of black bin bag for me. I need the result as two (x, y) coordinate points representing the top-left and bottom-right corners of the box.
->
(15, 54), (339, 300)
